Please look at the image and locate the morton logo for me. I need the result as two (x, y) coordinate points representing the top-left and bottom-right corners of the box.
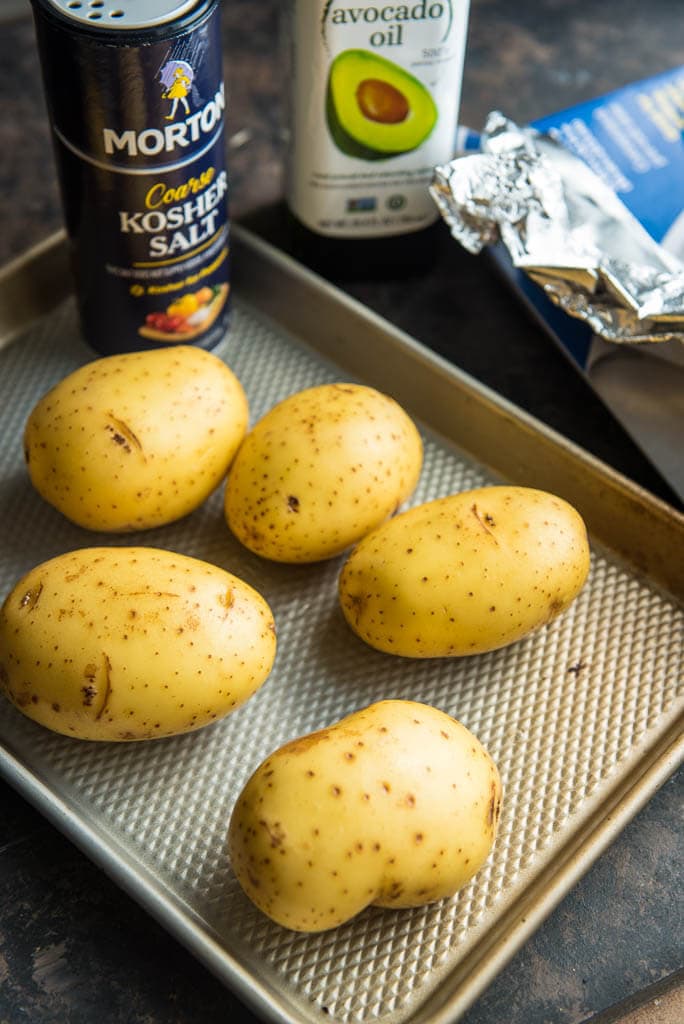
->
(101, 78), (225, 158)
(160, 60), (194, 121)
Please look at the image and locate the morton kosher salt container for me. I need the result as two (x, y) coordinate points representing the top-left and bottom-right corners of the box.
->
(30, 0), (231, 353)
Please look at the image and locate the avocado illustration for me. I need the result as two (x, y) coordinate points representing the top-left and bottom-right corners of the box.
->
(326, 49), (438, 161)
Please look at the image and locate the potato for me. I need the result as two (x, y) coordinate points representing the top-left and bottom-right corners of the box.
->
(224, 383), (422, 562)
(24, 346), (248, 531)
(0, 547), (276, 741)
(339, 486), (590, 657)
(228, 699), (501, 932)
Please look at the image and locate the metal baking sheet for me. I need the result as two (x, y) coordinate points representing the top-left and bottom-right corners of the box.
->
(0, 226), (682, 1024)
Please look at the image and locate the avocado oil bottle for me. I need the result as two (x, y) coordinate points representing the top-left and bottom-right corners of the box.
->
(283, 0), (471, 278)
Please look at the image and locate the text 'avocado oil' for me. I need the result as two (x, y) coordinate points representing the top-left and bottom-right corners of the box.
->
(283, 0), (471, 278)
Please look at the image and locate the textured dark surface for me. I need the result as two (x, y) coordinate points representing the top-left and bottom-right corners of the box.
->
(1, 1), (682, 1022)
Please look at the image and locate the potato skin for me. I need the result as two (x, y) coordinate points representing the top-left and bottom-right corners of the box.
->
(339, 486), (590, 657)
(0, 547), (276, 741)
(224, 383), (422, 563)
(228, 700), (501, 932)
(24, 346), (248, 532)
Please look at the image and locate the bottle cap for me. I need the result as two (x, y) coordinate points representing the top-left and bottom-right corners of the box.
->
(39, 0), (200, 31)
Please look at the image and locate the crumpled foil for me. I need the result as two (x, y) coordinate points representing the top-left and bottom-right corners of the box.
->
(431, 111), (684, 344)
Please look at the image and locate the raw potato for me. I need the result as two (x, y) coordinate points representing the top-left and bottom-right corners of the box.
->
(339, 486), (590, 657)
(0, 547), (276, 741)
(228, 700), (502, 932)
(24, 345), (248, 532)
(224, 383), (422, 562)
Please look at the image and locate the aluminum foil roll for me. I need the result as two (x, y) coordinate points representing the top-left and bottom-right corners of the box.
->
(431, 111), (684, 345)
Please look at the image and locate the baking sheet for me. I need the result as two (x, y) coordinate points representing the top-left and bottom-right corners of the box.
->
(0, 227), (682, 1024)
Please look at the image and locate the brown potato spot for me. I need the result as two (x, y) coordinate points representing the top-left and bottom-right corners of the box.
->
(259, 819), (286, 848)
(81, 683), (97, 706)
(19, 584), (43, 611)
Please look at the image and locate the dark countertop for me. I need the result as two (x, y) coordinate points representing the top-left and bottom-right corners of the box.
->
(0, 2), (682, 1023)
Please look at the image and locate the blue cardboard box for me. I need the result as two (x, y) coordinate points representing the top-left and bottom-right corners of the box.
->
(491, 67), (684, 502)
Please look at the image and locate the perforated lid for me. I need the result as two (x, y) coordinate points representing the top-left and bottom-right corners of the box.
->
(39, 0), (203, 31)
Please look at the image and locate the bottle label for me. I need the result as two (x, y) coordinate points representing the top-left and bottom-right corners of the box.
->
(32, 1), (231, 354)
(286, 0), (471, 238)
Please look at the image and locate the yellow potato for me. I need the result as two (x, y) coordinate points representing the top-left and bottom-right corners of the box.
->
(339, 486), (590, 657)
(0, 547), (276, 741)
(24, 346), (248, 532)
(224, 383), (422, 562)
(228, 700), (501, 932)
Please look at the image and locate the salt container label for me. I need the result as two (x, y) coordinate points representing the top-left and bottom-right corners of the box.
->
(32, 0), (231, 353)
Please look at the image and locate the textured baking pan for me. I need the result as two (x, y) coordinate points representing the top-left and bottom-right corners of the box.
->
(0, 227), (682, 1024)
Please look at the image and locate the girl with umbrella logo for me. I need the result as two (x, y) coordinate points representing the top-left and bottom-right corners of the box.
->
(160, 60), (194, 120)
